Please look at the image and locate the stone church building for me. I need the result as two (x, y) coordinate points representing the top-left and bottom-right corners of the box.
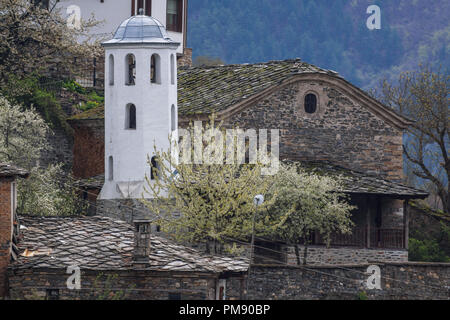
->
(65, 12), (428, 266)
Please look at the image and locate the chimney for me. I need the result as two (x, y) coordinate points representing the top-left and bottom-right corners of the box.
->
(133, 219), (151, 266)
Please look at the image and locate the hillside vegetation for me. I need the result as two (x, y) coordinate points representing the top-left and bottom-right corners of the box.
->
(188, 0), (449, 89)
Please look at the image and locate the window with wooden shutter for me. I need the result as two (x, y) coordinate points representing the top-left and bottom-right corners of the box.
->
(167, 0), (183, 32)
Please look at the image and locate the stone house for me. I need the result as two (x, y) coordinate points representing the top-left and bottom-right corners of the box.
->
(0, 164), (29, 297)
(68, 58), (429, 265)
(5, 216), (247, 300)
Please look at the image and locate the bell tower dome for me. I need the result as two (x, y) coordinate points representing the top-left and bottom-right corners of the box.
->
(99, 12), (180, 200)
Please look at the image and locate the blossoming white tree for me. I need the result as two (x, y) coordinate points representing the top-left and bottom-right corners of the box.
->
(264, 163), (355, 265)
(0, 96), (85, 216)
(143, 119), (274, 254)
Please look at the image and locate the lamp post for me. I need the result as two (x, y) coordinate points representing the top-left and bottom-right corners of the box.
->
(246, 194), (264, 300)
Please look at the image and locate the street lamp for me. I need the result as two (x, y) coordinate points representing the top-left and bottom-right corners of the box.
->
(246, 194), (264, 300)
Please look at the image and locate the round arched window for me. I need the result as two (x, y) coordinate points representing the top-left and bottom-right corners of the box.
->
(304, 93), (318, 114)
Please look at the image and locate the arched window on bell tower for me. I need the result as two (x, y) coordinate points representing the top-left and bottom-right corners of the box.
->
(170, 54), (175, 85)
(151, 54), (161, 84)
(125, 54), (136, 86)
(108, 156), (114, 181)
(108, 54), (114, 86)
(126, 104), (137, 130)
(151, 156), (159, 180)
(171, 104), (176, 132)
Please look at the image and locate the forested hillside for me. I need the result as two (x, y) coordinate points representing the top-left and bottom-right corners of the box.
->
(188, 0), (449, 89)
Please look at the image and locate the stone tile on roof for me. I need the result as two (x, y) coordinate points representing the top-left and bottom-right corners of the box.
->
(0, 163), (29, 178)
(11, 216), (248, 274)
(177, 59), (331, 115)
(297, 161), (429, 199)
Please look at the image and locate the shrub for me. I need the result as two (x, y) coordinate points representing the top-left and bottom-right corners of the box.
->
(63, 80), (87, 95)
(78, 90), (104, 112)
(409, 238), (450, 262)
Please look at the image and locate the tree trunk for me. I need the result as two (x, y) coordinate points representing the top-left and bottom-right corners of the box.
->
(294, 244), (301, 266)
(444, 192), (450, 215)
(303, 242), (308, 266)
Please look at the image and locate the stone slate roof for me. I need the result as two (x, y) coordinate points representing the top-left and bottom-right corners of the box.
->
(11, 216), (248, 273)
(298, 161), (428, 199)
(69, 59), (335, 120)
(0, 163), (29, 178)
(177, 59), (333, 114)
(75, 174), (105, 189)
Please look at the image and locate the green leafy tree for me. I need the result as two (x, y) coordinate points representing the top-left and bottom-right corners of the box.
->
(409, 238), (450, 262)
(263, 163), (355, 265)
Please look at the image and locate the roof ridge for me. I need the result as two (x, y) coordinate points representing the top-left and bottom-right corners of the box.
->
(179, 57), (308, 71)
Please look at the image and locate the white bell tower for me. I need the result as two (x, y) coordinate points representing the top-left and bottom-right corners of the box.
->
(99, 12), (179, 200)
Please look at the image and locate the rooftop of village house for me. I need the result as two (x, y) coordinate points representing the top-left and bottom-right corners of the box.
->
(0, 163), (29, 179)
(11, 216), (249, 273)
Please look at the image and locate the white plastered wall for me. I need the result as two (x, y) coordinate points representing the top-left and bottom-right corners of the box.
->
(55, 0), (184, 54)
(100, 44), (179, 200)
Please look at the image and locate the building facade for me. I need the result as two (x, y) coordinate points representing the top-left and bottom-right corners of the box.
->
(7, 216), (247, 300)
(0, 164), (28, 297)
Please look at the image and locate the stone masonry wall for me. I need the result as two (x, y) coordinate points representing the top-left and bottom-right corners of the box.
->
(221, 81), (404, 181)
(246, 263), (450, 300)
(284, 246), (408, 266)
(7, 269), (218, 300)
(0, 179), (12, 298)
(6, 263), (450, 300)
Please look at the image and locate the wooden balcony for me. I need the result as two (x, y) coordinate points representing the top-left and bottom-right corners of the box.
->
(313, 227), (405, 249)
